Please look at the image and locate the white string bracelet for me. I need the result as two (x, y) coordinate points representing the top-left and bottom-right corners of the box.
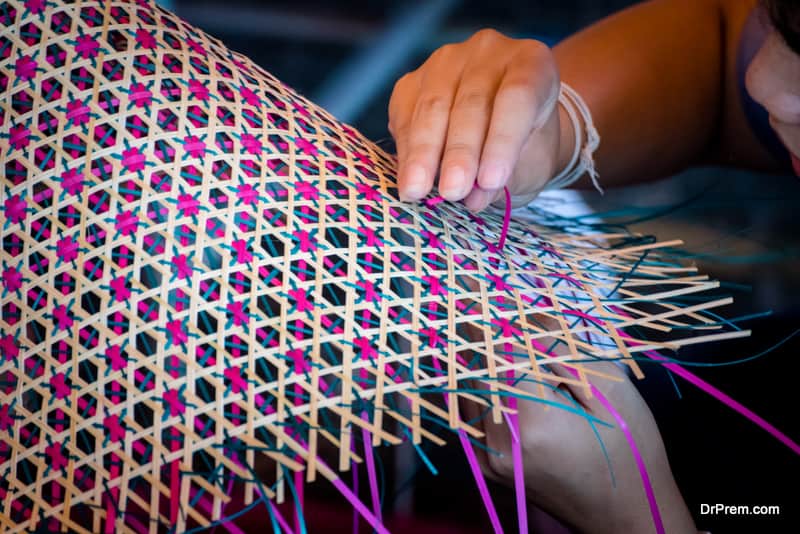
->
(545, 82), (603, 194)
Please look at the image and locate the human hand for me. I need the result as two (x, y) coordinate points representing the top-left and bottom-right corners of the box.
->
(470, 360), (698, 534)
(389, 29), (569, 211)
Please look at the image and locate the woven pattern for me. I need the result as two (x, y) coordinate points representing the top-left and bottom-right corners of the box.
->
(0, 1), (742, 532)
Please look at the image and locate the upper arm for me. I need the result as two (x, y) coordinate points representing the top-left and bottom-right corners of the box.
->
(554, 0), (730, 187)
(552, 0), (782, 189)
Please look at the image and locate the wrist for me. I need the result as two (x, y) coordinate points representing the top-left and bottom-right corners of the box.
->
(555, 100), (577, 177)
(548, 83), (602, 193)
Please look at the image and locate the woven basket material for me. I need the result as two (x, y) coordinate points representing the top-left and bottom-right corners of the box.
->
(0, 1), (741, 532)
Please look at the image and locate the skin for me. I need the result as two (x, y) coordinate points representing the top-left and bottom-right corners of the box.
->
(390, 0), (799, 210)
(389, 0), (800, 531)
(466, 360), (698, 534)
(747, 30), (800, 175)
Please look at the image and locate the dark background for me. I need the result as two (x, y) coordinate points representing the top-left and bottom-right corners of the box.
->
(160, 1), (800, 532)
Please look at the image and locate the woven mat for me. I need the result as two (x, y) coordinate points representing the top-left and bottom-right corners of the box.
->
(0, 1), (742, 532)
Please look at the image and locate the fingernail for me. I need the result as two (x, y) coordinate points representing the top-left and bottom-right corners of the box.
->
(440, 166), (466, 200)
(478, 162), (506, 190)
(403, 163), (427, 200)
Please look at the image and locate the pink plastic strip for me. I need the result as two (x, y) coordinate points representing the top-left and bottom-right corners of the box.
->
(504, 404), (528, 534)
(588, 384), (665, 534)
(496, 197), (661, 531)
(267, 498), (294, 534)
(609, 323), (800, 456)
(646, 351), (800, 455)
(359, 351), (382, 523)
(503, 343), (528, 534)
(121, 515), (149, 534)
(293, 469), (304, 534)
(458, 429), (505, 534)
(192, 488), (246, 534)
(287, 314), (307, 534)
(214, 474), (240, 534)
(297, 442), (390, 534)
(221, 443), (293, 534)
(431, 357), (504, 534)
(329, 475), (390, 534)
(361, 424), (383, 522)
(498, 187), (512, 250)
(605, 302), (800, 455)
(351, 441), (359, 534)
(253, 483), (293, 534)
(169, 428), (181, 526)
(502, 412), (519, 444)
(531, 338), (665, 534)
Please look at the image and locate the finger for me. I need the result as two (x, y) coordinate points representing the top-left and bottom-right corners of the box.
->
(399, 46), (465, 200)
(459, 374), (520, 483)
(477, 43), (560, 191)
(438, 69), (499, 201)
(463, 185), (501, 212)
(388, 72), (419, 172)
(507, 107), (562, 199)
(538, 362), (594, 408)
(543, 359), (628, 411)
(481, 404), (514, 477)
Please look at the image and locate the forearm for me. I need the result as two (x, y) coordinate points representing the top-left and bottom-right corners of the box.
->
(553, 0), (731, 188)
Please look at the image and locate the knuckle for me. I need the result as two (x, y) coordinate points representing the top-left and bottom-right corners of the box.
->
(439, 43), (455, 55)
(415, 93), (451, 117)
(488, 130), (515, 147)
(406, 140), (438, 157)
(520, 431), (548, 458)
(392, 71), (416, 94)
(429, 43), (454, 62)
(472, 28), (503, 44)
(486, 450), (513, 479)
(453, 90), (489, 111)
(443, 141), (477, 161)
(497, 80), (534, 101)
(515, 52), (559, 88)
(392, 123), (410, 140)
(517, 38), (550, 56)
(386, 112), (406, 135)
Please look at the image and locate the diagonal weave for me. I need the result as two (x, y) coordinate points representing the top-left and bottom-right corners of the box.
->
(0, 1), (744, 532)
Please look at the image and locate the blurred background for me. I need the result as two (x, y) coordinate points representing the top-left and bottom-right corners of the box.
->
(158, 1), (799, 532)
(165, 0), (637, 140)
